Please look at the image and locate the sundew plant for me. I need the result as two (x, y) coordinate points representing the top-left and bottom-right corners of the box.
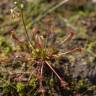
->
(1, 0), (95, 96)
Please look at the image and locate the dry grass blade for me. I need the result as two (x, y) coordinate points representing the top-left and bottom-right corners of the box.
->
(32, 0), (69, 25)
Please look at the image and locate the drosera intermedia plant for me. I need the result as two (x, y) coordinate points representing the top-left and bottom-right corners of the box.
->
(0, 0), (85, 96)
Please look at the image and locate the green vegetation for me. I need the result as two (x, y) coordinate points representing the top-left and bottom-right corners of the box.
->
(0, 0), (96, 96)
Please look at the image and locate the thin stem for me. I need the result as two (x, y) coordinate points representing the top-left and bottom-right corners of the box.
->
(56, 48), (82, 57)
(60, 32), (74, 46)
(20, 10), (33, 48)
(40, 62), (44, 83)
(45, 61), (66, 83)
(41, 63), (44, 78)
